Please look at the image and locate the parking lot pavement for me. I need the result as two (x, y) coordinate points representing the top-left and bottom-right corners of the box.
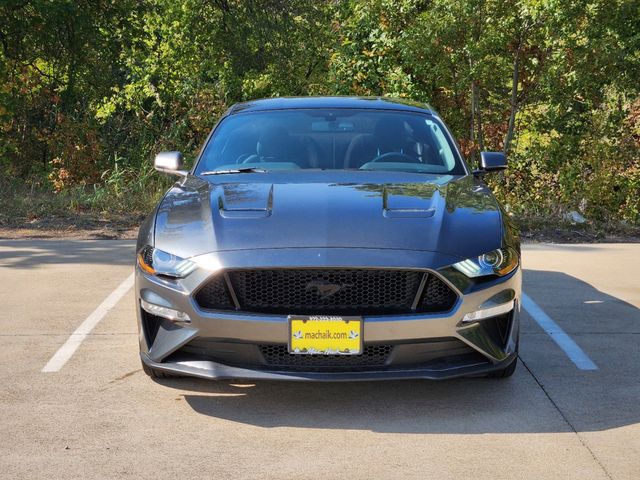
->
(0, 240), (638, 480)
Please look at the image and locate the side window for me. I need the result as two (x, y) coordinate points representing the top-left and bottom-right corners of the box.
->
(425, 119), (455, 170)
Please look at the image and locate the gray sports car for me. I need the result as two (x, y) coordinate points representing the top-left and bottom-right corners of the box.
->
(136, 96), (521, 381)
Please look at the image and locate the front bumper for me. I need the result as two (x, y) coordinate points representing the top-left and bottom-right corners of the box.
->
(136, 248), (521, 381)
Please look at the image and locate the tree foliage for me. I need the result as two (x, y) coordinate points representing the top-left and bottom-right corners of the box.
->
(1, 0), (639, 222)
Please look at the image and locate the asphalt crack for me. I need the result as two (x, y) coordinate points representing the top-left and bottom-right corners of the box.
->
(519, 357), (614, 480)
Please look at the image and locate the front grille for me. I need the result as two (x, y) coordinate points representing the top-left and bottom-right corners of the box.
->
(194, 274), (235, 310)
(259, 344), (393, 368)
(194, 268), (457, 315)
(230, 269), (422, 315)
(420, 274), (458, 312)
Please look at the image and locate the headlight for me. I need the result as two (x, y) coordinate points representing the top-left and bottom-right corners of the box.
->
(137, 246), (197, 278)
(452, 247), (518, 278)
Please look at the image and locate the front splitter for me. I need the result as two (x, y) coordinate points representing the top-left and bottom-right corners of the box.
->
(140, 352), (516, 382)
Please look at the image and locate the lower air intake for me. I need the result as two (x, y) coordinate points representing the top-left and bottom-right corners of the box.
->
(259, 344), (393, 368)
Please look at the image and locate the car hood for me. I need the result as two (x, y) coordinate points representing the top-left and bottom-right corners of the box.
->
(153, 172), (503, 261)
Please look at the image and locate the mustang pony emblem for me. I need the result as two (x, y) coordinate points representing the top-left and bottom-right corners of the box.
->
(305, 279), (351, 298)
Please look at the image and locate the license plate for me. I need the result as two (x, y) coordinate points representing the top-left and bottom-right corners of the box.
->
(288, 316), (363, 355)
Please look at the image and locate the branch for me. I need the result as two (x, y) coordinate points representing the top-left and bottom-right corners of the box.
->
(26, 61), (58, 82)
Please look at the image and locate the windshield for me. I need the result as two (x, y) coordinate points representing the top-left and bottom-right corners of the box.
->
(195, 109), (467, 175)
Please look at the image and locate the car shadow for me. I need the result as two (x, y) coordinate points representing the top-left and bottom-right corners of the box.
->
(155, 269), (640, 434)
(0, 239), (135, 268)
(520, 268), (640, 433)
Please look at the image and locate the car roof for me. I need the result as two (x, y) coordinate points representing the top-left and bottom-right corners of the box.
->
(227, 96), (436, 115)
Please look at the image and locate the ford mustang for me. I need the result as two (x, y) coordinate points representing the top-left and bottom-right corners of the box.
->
(136, 96), (521, 381)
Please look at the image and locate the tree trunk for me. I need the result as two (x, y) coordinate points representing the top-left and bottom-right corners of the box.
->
(504, 44), (521, 154)
(476, 88), (484, 151)
(469, 55), (475, 146)
(470, 79), (476, 144)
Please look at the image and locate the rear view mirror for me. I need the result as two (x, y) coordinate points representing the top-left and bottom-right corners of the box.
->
(479, 151), (507, 172)
(154, 151), (187, 176)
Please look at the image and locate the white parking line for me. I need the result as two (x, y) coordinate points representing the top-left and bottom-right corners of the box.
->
(522, 292), (598, 370)
(42, 272), (134, 373)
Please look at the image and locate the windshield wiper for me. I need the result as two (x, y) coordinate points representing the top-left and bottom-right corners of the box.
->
(199, 167), (268, 175)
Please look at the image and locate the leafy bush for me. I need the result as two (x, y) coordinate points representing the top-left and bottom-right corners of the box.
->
(1, 0), (638, 228)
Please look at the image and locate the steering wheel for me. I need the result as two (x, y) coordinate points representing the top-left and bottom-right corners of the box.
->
(369, 152), (419, 163)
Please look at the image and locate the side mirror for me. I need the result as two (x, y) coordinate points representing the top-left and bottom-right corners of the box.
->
(479, 151), (507, 172)
(154, 151), (187, 176)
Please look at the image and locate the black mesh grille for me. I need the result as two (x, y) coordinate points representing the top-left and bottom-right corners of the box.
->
(420, 274), (459, 312)
(194, 269), (457, 315)
(230, 269), (421, 315)
(259, 344), (392, 369)
(194, 274), (234, 310)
